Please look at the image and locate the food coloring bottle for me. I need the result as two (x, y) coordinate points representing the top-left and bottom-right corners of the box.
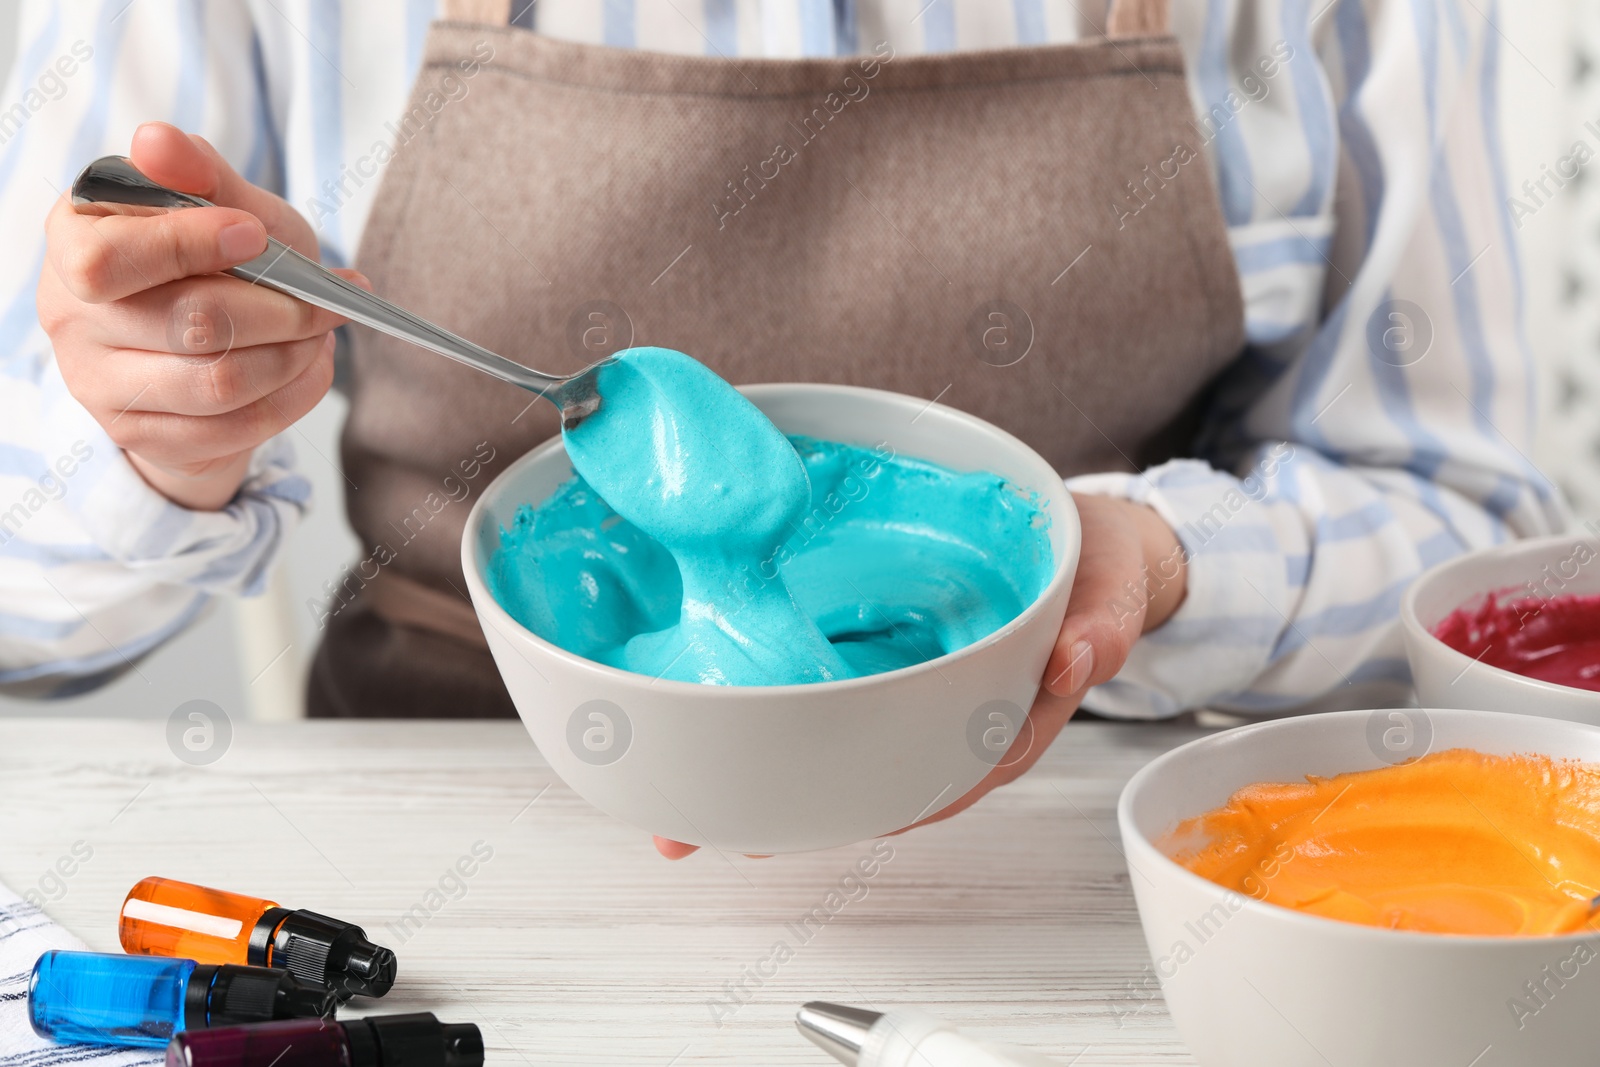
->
(167, 1013), (484, 1067)
(29, 951), (336, 1049)
(120, 877), (396, 999)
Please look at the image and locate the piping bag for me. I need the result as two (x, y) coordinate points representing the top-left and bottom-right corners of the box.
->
(797, 1003), (1067, 1067)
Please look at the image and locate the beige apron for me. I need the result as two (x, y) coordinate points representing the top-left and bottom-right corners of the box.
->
(309, 0), (1245, 718)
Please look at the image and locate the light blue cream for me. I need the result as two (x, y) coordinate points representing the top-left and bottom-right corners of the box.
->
(487, 347), (1052, 686)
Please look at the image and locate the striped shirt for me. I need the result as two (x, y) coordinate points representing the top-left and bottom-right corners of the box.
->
(0, 0), (1566, 714)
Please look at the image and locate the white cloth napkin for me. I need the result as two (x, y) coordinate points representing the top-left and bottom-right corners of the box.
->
(0, 883), (160, 1067)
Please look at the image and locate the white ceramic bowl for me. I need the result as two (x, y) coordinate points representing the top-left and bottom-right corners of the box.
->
(462, 383), (1079, 853)
(1401, 533), (1600, 722)
(1119, 707), (1600, 1067)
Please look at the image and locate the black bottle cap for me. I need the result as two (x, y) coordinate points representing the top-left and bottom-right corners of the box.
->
(183, 965), (218, 1032)
(247, 908), (293, 965)
(348, 1013), (484, 1067)
(439, 1022), (483, 1067)
(200, 965), (338, 1028)
(258, 910), (397, 1000)
(339, 939), (398, 998)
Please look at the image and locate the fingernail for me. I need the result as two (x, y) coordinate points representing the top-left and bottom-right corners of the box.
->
(1068, 640), (1094, 693)
(218, 221), (264, 262)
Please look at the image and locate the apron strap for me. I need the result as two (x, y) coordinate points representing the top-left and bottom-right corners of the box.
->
(1106, 0), (1170, 37)
(442, 0), (509, 22)
(443, 0), (1170, 38)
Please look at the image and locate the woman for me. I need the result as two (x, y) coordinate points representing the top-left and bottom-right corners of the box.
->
(3, 0), (1562, 848)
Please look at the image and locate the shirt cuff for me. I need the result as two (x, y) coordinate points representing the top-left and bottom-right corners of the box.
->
(1065, 454), (1299, 718)
(40, 368), (311, 597)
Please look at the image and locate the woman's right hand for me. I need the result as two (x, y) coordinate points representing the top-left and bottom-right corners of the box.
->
(38, 121), (362, 511)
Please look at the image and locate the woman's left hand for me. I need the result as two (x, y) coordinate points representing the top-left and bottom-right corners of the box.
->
(652, 492), (1188, 859)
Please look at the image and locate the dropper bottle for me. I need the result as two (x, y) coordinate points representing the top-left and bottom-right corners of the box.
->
(120, 877), (396, 1000)
(167, 1013), (484, 1067)
(29, 950), (336, 1049)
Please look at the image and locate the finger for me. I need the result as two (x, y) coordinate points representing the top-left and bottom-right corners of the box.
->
(67, 334), (336, 419)
(82, 272), (356, 354)
(47, 192), (268, 304)
(1042, 501), (1148, 698)
(103, 334), (334, 468)
(130, 122), (306, 244)
(1042, 575), (1141, 697)
(653, 836), (700, 860)
(892, 689), (1082, 834)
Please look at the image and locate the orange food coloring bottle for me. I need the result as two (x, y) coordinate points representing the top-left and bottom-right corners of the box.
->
(120, 877), (396, 1000)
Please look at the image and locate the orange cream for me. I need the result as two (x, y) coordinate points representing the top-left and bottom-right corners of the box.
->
(1167, 749), (1600, 936)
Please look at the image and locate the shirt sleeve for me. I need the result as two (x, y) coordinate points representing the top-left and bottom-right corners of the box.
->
(0, 0), (307, 697)
(1071, 0), (1568, 719)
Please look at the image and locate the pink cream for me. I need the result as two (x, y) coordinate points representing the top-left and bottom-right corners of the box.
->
(1432, 590), (1600, 692)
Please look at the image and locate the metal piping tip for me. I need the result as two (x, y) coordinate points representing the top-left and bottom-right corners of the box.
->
(796, 1001), (882, 1066)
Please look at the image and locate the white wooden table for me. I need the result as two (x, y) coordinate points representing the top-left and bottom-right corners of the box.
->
(0, 718), (1212, 1065)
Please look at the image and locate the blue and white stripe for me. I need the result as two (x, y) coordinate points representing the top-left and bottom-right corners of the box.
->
(0, 0), (1566, 715)
(0, 883), (160, 1067)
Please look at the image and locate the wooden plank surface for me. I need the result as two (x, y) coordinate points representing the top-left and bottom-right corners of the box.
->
(0, 717), (1213, 1065)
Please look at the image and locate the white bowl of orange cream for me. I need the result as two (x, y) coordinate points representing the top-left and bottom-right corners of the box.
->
(1118, 708), (1600, 1067)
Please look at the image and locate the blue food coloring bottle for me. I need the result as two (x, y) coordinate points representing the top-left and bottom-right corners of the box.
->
(29, 950), (336, 1049)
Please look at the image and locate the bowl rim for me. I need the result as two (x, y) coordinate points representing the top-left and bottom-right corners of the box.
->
(1117, 706), (1600, 947)
(460, 380), (1082, 699)
(1398, 532), (1600, 705)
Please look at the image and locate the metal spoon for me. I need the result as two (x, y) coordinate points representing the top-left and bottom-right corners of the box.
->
(70, 155), (605, 427)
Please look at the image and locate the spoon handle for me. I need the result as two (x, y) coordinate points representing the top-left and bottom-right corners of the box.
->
(230, 236), (565, 392)
(70, 156), (565, 395)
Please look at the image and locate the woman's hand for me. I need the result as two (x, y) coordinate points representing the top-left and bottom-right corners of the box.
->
(39, 122), (361, 511)
(652, 493), (1188, 858)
